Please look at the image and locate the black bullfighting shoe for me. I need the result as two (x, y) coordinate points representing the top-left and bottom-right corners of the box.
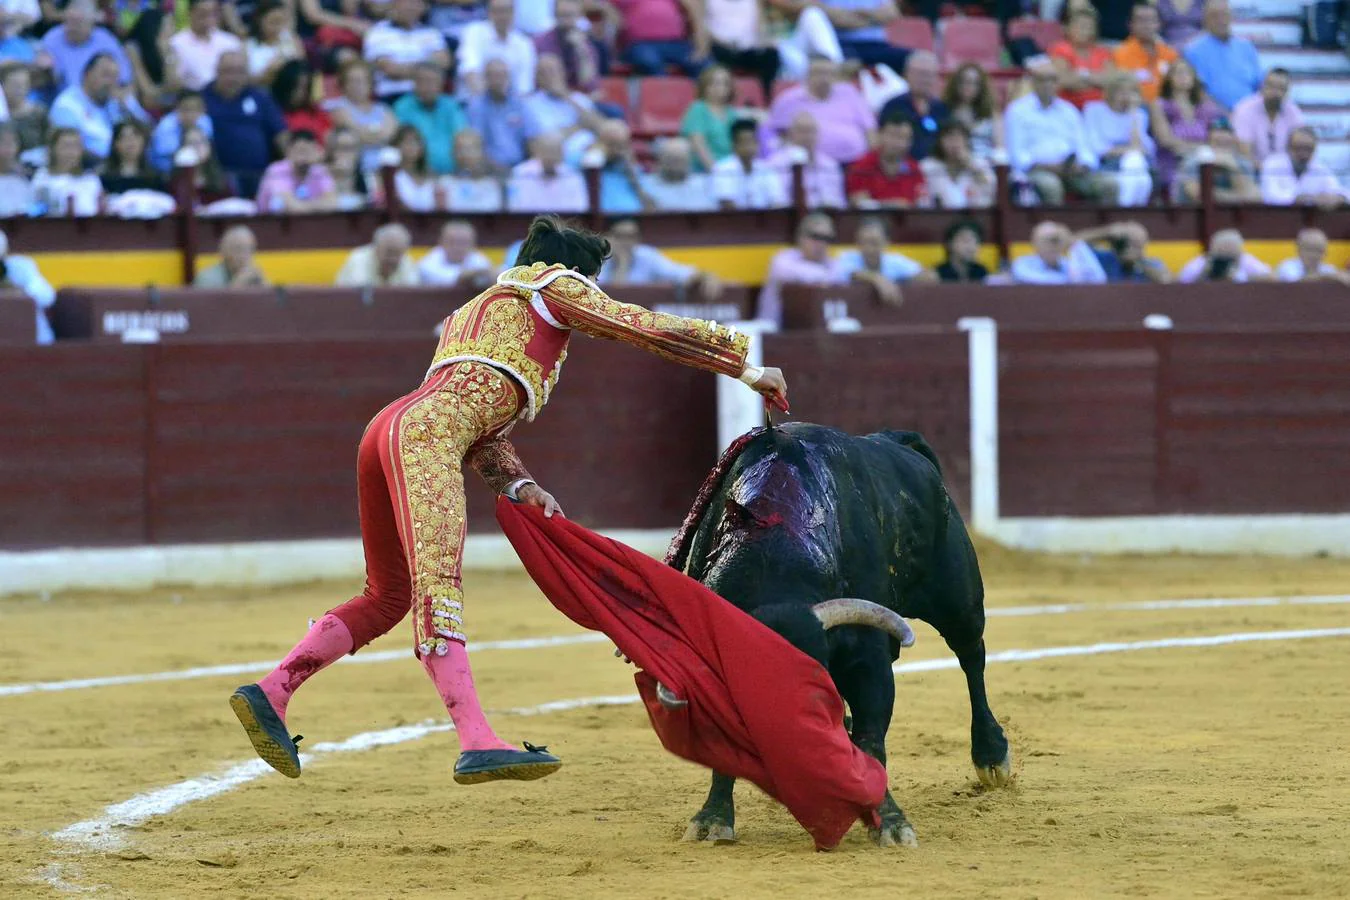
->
(229, 684), (303, 779)
(453, 742), (562, 785)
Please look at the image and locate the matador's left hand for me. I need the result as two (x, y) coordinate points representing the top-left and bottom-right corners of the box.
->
(518, 483), (564, 518)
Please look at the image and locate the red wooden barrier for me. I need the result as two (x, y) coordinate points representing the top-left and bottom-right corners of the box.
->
(0, 293), (37, 343)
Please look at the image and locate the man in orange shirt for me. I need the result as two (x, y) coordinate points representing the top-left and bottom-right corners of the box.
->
(1113, 3), (1178, 103)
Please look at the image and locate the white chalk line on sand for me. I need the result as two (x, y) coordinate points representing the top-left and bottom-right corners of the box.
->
(49, 624), (1350, 856)
(6, 593), (1349, 700)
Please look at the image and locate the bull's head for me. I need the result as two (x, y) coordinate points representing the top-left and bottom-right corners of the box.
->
(655, 599), (914, 709)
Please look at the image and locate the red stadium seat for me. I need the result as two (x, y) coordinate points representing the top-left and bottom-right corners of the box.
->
(633, 76), (697, 137)
(940, 17), (1003, 70)
(1006, 17), (1064, 50)
(597, 76), (631, 117)
(886, 16), (935, 52)
(734, 77), (766, 108)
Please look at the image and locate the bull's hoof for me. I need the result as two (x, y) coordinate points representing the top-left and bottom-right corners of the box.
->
(974, 748), (1014, 788)
(681, 819), (737, 845)
(870, 820), (919, 849)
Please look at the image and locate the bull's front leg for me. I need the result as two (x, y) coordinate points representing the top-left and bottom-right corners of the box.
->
(835, 629), (919, 849)
(682, 771), (737, 843)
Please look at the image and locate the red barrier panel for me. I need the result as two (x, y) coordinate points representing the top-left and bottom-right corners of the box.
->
(0, 293), (37, 344)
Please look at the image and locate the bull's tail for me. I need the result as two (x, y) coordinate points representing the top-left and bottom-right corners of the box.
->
(878, 430), (943, 477)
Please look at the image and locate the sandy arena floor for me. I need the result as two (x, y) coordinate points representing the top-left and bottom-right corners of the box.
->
(3, 544), (1350, 899)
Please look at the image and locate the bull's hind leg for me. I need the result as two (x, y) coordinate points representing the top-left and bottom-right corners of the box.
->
(683, 772), (737, 843)
(835, 629), (919, 848)
(951, 636), (1012, 787)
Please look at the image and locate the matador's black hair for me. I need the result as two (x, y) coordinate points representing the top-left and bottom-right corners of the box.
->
(515, 215), (612, 279)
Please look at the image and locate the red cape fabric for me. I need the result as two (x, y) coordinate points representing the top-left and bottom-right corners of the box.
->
(496, 498), (887, 849)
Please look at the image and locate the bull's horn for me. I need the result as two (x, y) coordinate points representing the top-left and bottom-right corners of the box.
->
(812, 598), (916, 648)
(656, 681), (688, 710)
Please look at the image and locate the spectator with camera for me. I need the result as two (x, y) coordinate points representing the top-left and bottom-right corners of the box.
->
(1071, 221), (1172, 283)
(0, 228), (55, 344)
(1177, 228), (1271, 282)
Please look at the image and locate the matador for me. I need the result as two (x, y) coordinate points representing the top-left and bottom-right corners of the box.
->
(231, 216), (789, 785)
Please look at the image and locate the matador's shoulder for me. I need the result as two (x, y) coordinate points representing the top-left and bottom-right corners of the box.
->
(497, 262), (572, 290)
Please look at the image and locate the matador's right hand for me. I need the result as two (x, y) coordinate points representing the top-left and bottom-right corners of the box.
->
(740, 365), (789, 413)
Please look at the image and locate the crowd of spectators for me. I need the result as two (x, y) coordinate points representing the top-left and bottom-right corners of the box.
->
(0, 0), (1341, 218)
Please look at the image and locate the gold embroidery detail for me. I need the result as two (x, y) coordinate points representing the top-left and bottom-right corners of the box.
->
(395, 363), (520, 655)
(429, 289), (555, 419)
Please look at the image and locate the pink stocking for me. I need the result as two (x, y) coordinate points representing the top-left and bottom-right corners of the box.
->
(422, 641), (513, 752)
(257, 614), (354, 723)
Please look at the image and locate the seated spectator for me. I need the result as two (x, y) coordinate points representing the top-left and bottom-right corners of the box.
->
(0, 228), (55, 344)
(50, 53), (150, 160)
(1010, 221), (1108, 284)
(533, 0), (605, 99)
(832, 216), (932, 307)
(464, 58), (529, 172)
(325, 125), (370, 209)
(205, 50), (288, 198)
(612, 0), (708, 77)
(1231, 68), (1303, 166)
(1157, 0), (1204, 48)
(0, 122), (33, 216)
(713, 117), (788, 210)
(1183, 0), (1260, 111)
(936, 219), (989, 283)
(385, 123), (439, 210)
(124, 9), (182, 110)
(942, 63), (1002, 161)
(325, 61), (398, 175)
(417, 219), (495, 287)
(365, 0), (451, 101)
(38, 0), (131, 93)
(877, 51), (947, 161)
(584, 118), (650, 213)
(765, 56), (875, 165)
(825, 0), (908, 75)
(1048, 7), (1115, 109)
(1004, 60), (1104, 205)
(702, 0), (779, 99)
(846, 114), (927, 208)
(1260, 127), (1348, 209)
(1275, 228), (1350, 285)
(100, 122), (164, 194)
(441, 128), (505, 210)
(1113, 3), (1177, 104)
(179, 124), (235, 205)
(336, 223), (420, 285)
(1172, 118), (1260, 203)
(921, 121), (995, 209)
(1177, 228), (1271, 282)
(641, 136), (714, 211)
(767, 110), (844, 209)
(1071, 221), (1172, 283)
(0, 0), (38, 64)
(298, 0), (370, 67)
(171, 0), (244, 92)
(256, 129), (340, 211)
(681, 65), (745, 172)
(194, 224), (268, 287)
(758, 211), (847, 325)
(150, 91), (212, 173)
(523, 53), (603, 156)
(457, 0), (536, 96)
(714, 0), (843, 84)
(599, 217), (722, 301)
(1149, 58), (1223, 194)
(393, 62), (466, 175)
(271, 61), (333, 142)
(1083, 73), (1155, 207)
(1, 63), (48, 154)
(507, 130), (585, 211)
(248, 1), (304, 85)
(32, 127), (104, 216)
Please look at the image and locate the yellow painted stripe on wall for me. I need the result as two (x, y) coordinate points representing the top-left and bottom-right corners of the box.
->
(29, 241), (1350, 290)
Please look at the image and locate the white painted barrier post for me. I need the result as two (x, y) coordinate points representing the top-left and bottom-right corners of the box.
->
(958, 317), (1000, 535)
(717, 322), (770, 454)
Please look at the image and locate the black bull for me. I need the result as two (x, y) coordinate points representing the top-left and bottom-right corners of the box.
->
(670, 422), (1012, 847)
